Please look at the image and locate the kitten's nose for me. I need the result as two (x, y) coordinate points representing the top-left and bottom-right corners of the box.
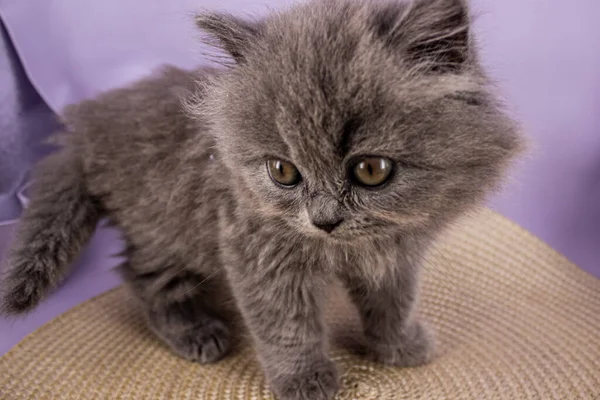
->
(312, 218), (343, 234)
(307, 194), (344, 234)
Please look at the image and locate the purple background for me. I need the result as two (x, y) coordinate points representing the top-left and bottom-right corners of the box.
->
(0, 0), (599, 355)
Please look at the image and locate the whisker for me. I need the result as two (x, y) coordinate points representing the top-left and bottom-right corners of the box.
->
(184, 270), (219, 295)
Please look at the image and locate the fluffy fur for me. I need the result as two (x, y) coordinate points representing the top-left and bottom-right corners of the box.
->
(0, 0), (522, 399)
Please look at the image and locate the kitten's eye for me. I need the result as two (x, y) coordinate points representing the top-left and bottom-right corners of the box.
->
(267, 159), (301, 187)
(352, 157), (393, 187)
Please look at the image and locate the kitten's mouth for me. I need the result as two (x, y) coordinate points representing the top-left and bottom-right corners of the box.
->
(299, 223), (347, 241)
(290, 218), (370, 242)
(310, 226), (364, 243)
(309, 228), (340, 239)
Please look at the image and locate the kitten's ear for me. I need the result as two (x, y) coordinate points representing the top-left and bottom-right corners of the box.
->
(196, 13), (261, 64)
(373, 0), (471, 73)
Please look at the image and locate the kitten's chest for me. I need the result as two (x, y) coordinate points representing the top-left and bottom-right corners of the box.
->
(326, 239), (405, 283)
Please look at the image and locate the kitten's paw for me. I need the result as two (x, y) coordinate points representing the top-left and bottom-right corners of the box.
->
(270, 359), (339, 400)
(369, 320), (436, 367)
(161, 318), (231, 364)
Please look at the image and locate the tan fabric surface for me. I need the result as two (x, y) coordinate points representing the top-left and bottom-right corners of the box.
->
(1, 209), (599, 399)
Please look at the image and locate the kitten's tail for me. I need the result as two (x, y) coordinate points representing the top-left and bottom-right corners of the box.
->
(0, 146), (101, 315)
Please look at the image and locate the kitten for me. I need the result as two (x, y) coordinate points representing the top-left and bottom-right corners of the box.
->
(0, 0), (523, 399)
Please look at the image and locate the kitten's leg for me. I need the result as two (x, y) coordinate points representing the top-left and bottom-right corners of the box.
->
(341, 260), (435, 367)
(121, 260), (232, 364)
(223, 240), (338, 400)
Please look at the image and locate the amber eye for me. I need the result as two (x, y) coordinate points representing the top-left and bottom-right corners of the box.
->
(267, 159), (301, 187)
(352, 157), (393, 187)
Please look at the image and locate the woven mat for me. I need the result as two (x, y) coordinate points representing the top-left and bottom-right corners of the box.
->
(1, 209), (599, 399)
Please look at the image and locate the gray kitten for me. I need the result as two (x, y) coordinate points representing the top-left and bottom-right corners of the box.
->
(0, 0), (522, 398)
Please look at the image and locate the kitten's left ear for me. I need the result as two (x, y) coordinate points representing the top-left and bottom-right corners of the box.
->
(374, 0), (472, 73)
(197, 13), (261, 64)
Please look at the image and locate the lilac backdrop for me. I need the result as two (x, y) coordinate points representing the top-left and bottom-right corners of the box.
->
(0, 0), (599, 354)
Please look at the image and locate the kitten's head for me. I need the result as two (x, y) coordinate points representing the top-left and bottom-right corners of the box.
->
(194, 0), (523, 240)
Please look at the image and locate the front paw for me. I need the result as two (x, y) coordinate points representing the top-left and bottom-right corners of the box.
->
(153, 317), (231, 364)
(270, 358), (339, 400)
(368, 320), (436, 367)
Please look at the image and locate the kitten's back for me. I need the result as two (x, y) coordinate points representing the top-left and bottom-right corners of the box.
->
(0, 66), (219, 314)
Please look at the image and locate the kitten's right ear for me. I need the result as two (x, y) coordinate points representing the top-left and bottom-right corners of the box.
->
(372, 0), (471, 73)
(196, 13), (261, 64)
